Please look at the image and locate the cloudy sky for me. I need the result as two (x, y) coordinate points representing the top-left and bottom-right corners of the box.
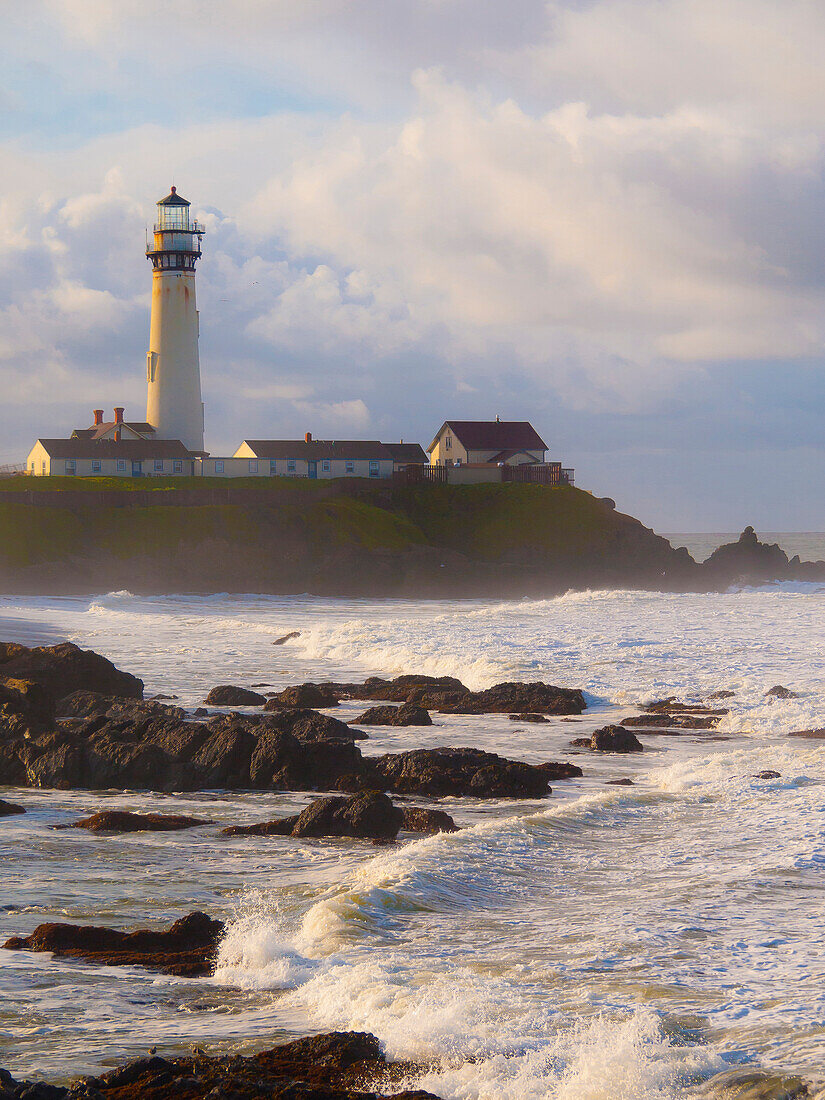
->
(3, 0), (825, 530)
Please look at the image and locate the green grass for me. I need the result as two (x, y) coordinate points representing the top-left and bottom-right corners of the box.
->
(0, 475), (341, 493)
(0, 502), (85, 567)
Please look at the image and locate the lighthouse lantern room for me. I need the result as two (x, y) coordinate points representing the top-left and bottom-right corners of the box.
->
(145, 186), (205, 452)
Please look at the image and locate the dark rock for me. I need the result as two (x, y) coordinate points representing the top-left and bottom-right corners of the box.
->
(258, 707), (366, 741)
(0, 677), (56, 736)
(3, 911), (224, 977)
(222, 816), (299, 837)
(204, 686), (267, 707)
(702, 526), (791, 583)
(608, 778), (634, 785)
(326, 675), (467, 703)
(622, 712), (720, 730)
(753, 770), (781, 779)
(707, 690), (735, 700)
(68, 1031), (443, 1099)
(788, 729), (825, 739)
(354, 704), (432, 727)
(293, 791), (403, 840)
(435, 681), (585, 716)
(508, 712), (550, 723)
(265, 683), (340, 709)
(0, 642), (142, 702)
(700, 1067), (809, 1098)
(0, 707), (366, 793)
(765, 685), (800, 699)
(57, 692), (186, 721)
(578, 725), (644, 753)
(533, 761), (583, 780)
(0, 798), (25, 816)
(644, 699), (728, 716)
(369, 747), (550, 798)
(226, 792), (405, 841)
(400, 807), (458, 834)
(57, 810), (211, 832)
(272, 631), (300, 645)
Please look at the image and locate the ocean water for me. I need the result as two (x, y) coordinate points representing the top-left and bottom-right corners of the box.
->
(1, 587), (825, 1097)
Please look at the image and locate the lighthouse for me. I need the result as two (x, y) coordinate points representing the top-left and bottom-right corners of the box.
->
(145, 187), (205, 452)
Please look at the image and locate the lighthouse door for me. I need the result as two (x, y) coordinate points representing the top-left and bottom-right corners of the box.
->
(132, 460), (143, 478)
(307, 460), (318, 479)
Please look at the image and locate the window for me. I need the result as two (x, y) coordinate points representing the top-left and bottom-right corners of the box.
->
(154, 460), (164, 472)
(41, 462), (46, 474)
(117, 459), (126, 472)
(215, 460), (224, 473)
(248, 459), (258, 474)
(345, 460), (354, 474)
(91, 459), (101, 473)
(322, 460), (330, 472)
(369, 460), (380, 477)
(173, 460), (182, 474)
(65, 460), (76, 475)
(287, 458), (296, 472)
(445, 435), (452, 451)
(270, 460), (277, 475)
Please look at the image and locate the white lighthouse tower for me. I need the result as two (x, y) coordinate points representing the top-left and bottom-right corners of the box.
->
(145, 187), (205, 452)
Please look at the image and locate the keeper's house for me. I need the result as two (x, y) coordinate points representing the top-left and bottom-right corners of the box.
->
(220, 436), (424, 479)
(428, 420), (547, 467)
(27, 438), (196, 478)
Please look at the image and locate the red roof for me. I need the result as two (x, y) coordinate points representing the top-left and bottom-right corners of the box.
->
(427, 421), (547, 454)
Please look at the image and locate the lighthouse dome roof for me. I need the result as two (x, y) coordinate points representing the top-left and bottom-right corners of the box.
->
(157, 186), (190, 206)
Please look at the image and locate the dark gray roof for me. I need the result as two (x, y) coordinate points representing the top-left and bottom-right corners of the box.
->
(72, 422), (156, 440)
(428, 420), (547, 454)
(241, 440), (393, 461)
(157, 187), (190, 206)
(37, 439), (194, 459)
(384, 442), (428, 464)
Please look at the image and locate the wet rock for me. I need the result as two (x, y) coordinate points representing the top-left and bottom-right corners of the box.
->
(434, 681), (585, 716)
(574, 725), (643, 753)
(0, 677), (55, 736)
(369, 747), (550, 798)
(265, 683), (340, 709)
(509, 712), (550, 723)
(312, 676), (585, 716)
(57, 692), (186, 721)
(68, 1031), (443, 1099)
(354, 704), (432, 727)
(765, 685), (800, 699)
(57, 810), (212, 832)
(622, 712), (720, 730)
(0, 641), (142, 702)
(752, 770), (781, 779)
(272, 630), (300, 645)
(707, 690), (735, 700)
(699, 1067), (809, 1098)
(0, 709), (366, 793)
(222, 816), (298, 837)
(259, 707), (366, 741)
(533, 761), (583, 780)
(0, 798), (25, 816)
(203, 686), (267, 706)
(292, 791), (402, 840)
(2, 911), (224, 977)
(608, 778), (634, 785)
(788, 729), (825, 739)
(400, 807), (459, 834)
(225, 792), (404, 841)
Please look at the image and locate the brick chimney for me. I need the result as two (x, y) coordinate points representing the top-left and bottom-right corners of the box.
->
(305, 431), (312, 443)
(93, 409), (104, 425)
(114, 407), (124, 424)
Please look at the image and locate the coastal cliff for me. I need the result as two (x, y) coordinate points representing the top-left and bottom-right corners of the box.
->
(0, 477), (697, 596)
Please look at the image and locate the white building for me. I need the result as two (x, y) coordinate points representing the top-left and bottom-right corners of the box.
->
(230, 436), (397, 479)
(26, 437), (196, 478)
